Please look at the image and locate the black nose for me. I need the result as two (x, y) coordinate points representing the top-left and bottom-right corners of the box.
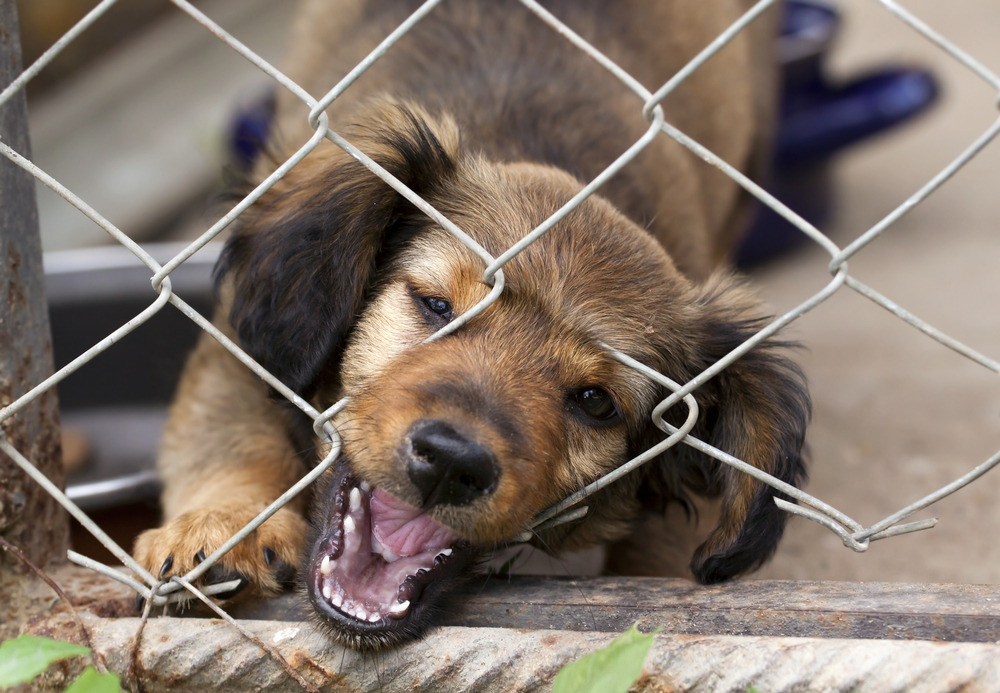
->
(407, 421), (499, 507)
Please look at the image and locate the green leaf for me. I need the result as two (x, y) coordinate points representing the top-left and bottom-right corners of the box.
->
(64, 666), (124, 693)
(0, 634), (90, 687)
(552, 623), (658, 693)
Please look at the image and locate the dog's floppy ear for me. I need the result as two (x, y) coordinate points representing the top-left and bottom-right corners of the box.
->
(688, 273), (809, 583)
(216, 100), (461, 397)
(642, 273), (809, 583)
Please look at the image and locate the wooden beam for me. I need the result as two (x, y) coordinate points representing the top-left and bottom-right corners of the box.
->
(0, 0), (69, 569)
(233, 575), (1000, 642)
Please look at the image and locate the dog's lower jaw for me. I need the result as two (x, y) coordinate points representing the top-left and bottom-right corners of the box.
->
(306, 472), (477, 649)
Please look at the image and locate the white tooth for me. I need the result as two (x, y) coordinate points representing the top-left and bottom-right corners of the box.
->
(332, 593), (343, 608)
(344, 516), (355, 533)
(322, 584), (331, 600)
(389, 600), (410, 615)
(371, 535), (384, 556)
(382, 548), (400, 563)
(369, 613), (381, 623)
(359, 480), (371, 493)
(356, 606), (367, 620)
(350, 487), (361, 512)
(438, 548), (452, 557)
(320, 555), (333, 575)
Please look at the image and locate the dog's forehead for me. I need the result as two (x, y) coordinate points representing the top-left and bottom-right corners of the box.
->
(413, 162), (659, 265)
(404, 161), (692, 339)
(388, 165), (694, 402)
(394, 230), (666, 420)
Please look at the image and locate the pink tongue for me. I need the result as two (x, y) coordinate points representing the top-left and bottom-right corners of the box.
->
(370, 489), (457, 557)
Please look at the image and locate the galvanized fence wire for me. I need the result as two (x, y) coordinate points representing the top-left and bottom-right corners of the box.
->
(0, 0), (999, 630)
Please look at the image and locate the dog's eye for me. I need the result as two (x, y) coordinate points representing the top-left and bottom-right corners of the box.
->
(574, 387), (618, 421)
(423, 297), (452, 317)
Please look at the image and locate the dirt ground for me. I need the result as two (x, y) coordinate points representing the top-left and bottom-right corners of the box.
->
(514, 0), (1000, 585)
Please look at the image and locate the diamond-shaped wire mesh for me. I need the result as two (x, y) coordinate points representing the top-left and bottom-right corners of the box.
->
(1, 0), (999, 623)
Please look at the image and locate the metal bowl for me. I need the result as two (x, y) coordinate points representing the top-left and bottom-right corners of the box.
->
(47, 243), (219, 510)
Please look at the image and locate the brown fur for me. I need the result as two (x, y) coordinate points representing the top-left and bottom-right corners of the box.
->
(133, 0), (807, 647)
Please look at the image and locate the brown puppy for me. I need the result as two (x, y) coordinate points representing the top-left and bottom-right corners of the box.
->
(133, 0), (806, 649)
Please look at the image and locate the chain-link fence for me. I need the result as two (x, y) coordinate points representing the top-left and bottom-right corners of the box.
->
(2, 0), (999, 683)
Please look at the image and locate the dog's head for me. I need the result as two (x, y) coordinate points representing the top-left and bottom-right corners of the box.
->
(217, 100), (808, 648)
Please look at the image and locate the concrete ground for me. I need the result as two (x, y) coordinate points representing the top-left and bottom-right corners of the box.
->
(752, 0), (1000, 585)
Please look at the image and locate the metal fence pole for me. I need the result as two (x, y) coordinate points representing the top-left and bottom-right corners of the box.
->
(0, 0), (69, 571)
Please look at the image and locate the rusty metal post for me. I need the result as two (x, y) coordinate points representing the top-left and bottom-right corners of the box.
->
(0, 0), (69, 572)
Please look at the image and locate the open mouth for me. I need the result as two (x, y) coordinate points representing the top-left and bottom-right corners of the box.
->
(308, 475), (472, 643)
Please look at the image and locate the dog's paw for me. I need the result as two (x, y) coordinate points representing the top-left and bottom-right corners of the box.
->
(132, 505), (307, 609)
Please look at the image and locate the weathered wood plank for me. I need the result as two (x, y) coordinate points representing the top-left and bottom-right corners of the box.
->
(232, 575), (1000, 642)
(451, 576), (1000, 642)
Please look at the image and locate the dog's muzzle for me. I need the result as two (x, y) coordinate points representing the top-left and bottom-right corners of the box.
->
(306, 419), (500, 647)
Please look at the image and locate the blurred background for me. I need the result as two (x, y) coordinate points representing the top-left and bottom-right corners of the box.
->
(16, 0), (1000, 584)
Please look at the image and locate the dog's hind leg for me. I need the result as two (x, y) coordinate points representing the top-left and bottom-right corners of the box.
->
(604, 498), (720, 579)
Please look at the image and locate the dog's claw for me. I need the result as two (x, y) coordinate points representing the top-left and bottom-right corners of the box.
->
(262, 546), (296, 588)
(274, 559), (297, 589)
(132, 507), (309, 606)
(158, 556), (173, 579)
(204, 563), (250, 600)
